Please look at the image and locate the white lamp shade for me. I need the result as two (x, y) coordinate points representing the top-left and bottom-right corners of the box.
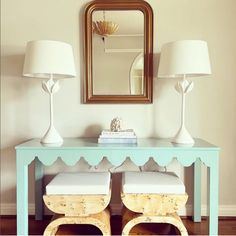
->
(158, 40), (211, 78)
(23, 40), (76, 79)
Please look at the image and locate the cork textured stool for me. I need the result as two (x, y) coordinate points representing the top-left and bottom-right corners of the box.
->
(121, 171), (188, 235)
(43, 172), (111, 236)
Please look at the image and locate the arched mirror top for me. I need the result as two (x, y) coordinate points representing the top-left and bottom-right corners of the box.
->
(84, 0), (153, 103)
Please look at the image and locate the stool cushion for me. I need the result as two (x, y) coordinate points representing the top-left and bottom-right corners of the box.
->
(122, 171), (185, 194)
(46, 172), (110, 195)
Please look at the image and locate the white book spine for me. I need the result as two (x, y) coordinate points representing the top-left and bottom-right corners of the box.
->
(98, 138), (137, 144)
(101, 130), (135, 136)
(99, 134), (136, 139)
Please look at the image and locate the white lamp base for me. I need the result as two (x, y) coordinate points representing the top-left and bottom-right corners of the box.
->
(41, 125), (63, 144)
(172, 126), (194, 144)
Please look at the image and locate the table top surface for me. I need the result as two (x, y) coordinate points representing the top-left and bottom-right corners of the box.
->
(15, 138), (219, 150)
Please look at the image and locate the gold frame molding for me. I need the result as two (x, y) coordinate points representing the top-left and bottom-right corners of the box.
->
(84, 0), (153, 103)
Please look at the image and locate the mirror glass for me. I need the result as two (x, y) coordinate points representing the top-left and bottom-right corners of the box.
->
(84, 0), (153, 103)
(92, 10), (144, 95)
(130, 52), (144, 95)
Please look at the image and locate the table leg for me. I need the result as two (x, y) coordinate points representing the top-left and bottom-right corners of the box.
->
(16, 158), (28, 235)
(207, 158), (219, 235)
(193, 158), (202, 222)
(35, 157), (44, 220)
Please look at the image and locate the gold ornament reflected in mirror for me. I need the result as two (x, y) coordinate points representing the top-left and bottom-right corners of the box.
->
(93, 11), (119, 37)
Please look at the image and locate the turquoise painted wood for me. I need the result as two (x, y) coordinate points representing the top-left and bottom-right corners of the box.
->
(35, 158), (44, 220)
(15, 138), (219, 235)
(208, 153), (219, 234)
(16, 150), (29, 235)
(194, 158), (202, 222)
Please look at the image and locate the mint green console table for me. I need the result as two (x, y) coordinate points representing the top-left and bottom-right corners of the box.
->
(15, 138), (219, 235)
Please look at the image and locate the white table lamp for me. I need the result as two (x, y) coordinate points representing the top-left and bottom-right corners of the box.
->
(158, 40), (211, 144)
(23, 40), (76, 144)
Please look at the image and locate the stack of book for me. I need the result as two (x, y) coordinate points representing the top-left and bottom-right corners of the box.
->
(98, 129), (137, 144)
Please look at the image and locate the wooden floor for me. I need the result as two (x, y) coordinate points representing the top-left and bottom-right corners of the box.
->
(1, 215), (236, 235)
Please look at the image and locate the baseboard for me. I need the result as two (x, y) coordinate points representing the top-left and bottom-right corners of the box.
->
(0, 203), (35, 215)
(1, 203), (236, 217)
(110, 203), (236, 217)
(179, 205), (236, 217)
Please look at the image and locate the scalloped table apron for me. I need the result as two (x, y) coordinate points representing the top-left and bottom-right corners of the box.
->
(15, 138), (220, 235)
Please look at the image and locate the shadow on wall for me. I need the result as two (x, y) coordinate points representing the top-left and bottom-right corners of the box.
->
(0, 147), (17, 206)
(1, 53), (39, 93)
(82, 124), (103, 137)
(1, 54), (24, 77)
(153, 52), (160, 80)
(1, 53), (31, 101)
(1, 52), (45, 147)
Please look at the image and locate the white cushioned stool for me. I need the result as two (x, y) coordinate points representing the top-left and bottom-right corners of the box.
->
(121, 171), (188, 235)
(43, 172), (111, 236)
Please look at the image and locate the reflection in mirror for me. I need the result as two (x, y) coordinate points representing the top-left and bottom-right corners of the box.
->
(130, 53), (144, 95)
(92, 10), (144, 95)
(84, 0), (153, 103)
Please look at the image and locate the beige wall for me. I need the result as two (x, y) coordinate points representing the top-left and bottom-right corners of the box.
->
(1, 0), (236, 215)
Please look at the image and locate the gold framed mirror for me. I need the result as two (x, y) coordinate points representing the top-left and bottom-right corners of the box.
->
(84, 0), (153, 103)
